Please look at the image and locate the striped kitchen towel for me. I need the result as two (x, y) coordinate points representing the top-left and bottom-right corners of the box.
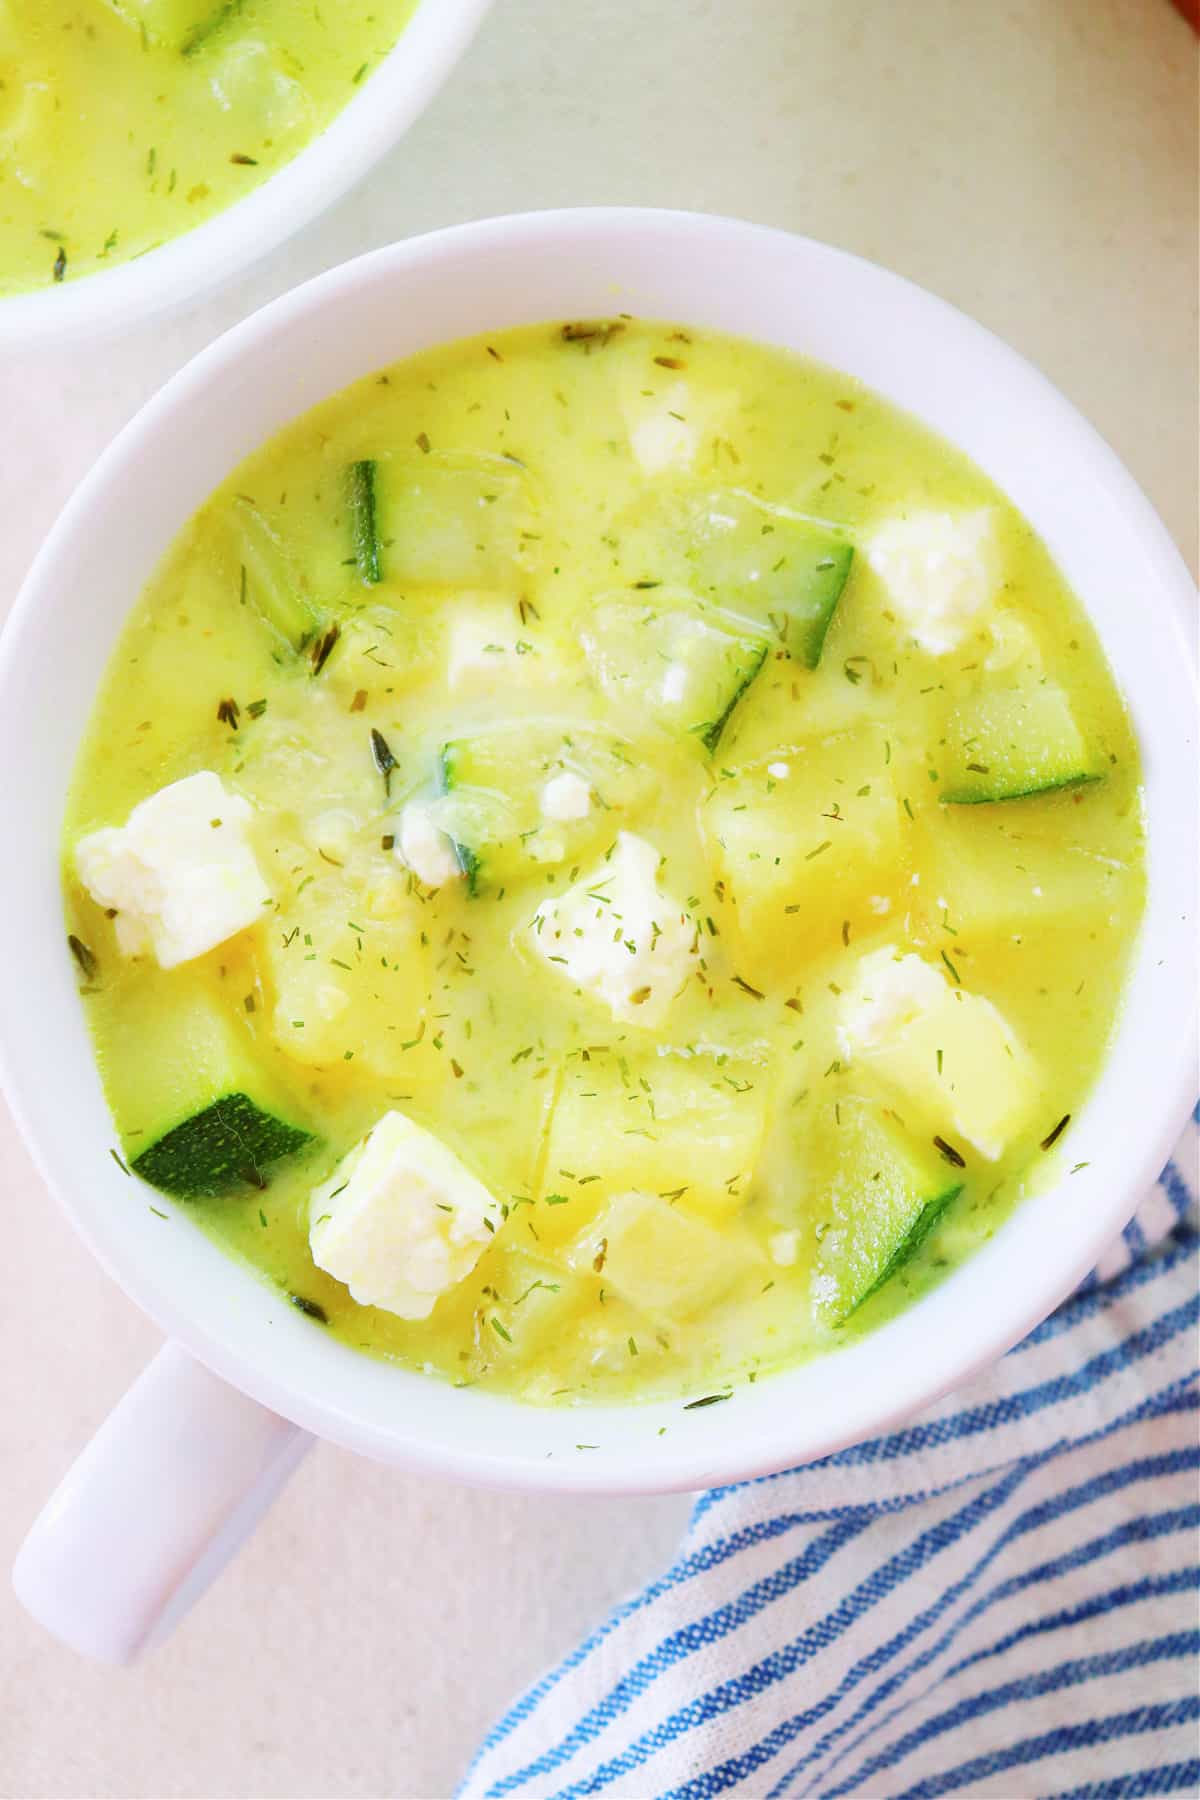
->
(461, 1109), (1199, 1800)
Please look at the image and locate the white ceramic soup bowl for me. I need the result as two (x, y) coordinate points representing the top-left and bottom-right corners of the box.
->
(0, 0), (492, 346)
(4, 210), (1196, 1663)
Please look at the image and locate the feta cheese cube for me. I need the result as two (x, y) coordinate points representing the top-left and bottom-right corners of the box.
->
(75, 770), (270, 969)
(838, 946), (1039, 1159)
(540, 770), (591, 822)
(837, 948), (947, 1052)
(628, 383), (700, 476)
(527, 830), (697, 1028)
(444, 596), (552, 693)
(395, 801), (462, 889)
(866, 510), (995, 655)
(659, 662), (689, 705)
(309, 1111), (497, 1319)
(622, 377), (738, 477)
(769, 1229), (801, 1267)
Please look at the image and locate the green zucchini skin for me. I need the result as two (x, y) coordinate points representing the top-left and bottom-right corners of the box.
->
(132, 1092), (314, 1199)
(349, 459), (383, 585)
(941, 772), (1100, 806)
(695, 641), (769, 751)
(229, 497), (323, 653)
(783, 540), (855, 670)
(839, 1181), (963, 1321)
(940, 684), (1099, 806)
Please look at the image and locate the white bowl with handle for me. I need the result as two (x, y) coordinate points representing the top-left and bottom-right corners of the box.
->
(3, 209), (1196, 1662)
(0, 0), (492, 346)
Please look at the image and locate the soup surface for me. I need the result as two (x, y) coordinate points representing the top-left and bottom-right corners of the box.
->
(0, 0), (415, 294)
(64, 321), (1145, 1406)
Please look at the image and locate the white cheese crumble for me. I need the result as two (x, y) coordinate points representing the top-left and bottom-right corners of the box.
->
(865, 510), (995, 655)
(444, 596), (548, 693)
(309, 1111), (497, 1320)
(75, 770), (270, 969)
(767, 761), (791, 779)
(527, 830), (698, 1028)
(541, 770), (592, 822)
(622, 377), (738, 477)
(659, 662), (689, 705)
(837, 949), (947, 1056)
(627, 381), (699, 475)
(769, 1229), (801, 1267)
(838, 946), (1038, 1160)
(395, 801), (462, 889)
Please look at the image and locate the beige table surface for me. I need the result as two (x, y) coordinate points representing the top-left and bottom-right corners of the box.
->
(0, 2), (1195, 1796)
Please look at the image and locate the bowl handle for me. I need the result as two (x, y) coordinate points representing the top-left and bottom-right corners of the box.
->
(12, 1341), (312, 1663)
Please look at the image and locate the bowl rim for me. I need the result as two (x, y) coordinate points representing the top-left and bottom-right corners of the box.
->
(1, 207), (1196, 1494)
(0, 0), (493, 346)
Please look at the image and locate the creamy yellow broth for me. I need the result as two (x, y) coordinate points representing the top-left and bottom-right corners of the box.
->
(0, 0), (416, 293)
(63, 321), (1145, 1406)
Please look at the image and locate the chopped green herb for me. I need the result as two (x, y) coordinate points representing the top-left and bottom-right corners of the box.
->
(289, 1293), (328, 1324)
(1040, 1113), (1071, 1151)
(370, 727), (397, 796)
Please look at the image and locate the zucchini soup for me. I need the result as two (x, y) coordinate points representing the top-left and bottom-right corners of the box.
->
(63, 321), (1145, 1406)
(0, 0), (416, 294)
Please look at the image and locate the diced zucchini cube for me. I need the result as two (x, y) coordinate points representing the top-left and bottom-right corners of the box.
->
(96, 969), (312, 1197)
(98, 0), (224, 50)
(539, 1049), (769, 1239)
(381, 454), (538, 587)
(920, 809), (1138, 939)
(565, 1191), (756, 1322)
(266, 873), (444, 1087)
(679, 490), (853, 668)
(702, 726), (905, 981)
(438, 720), (653, 891)
(838, 946), (1041, 1160)
(474, 1249), (587, 1365)
(321, 601), (434, 705)
(941, 684), (1099, 805)
(580, 592), (768, 752)
(213, 495), (323, 654)
(808, 1099), (963, 1323)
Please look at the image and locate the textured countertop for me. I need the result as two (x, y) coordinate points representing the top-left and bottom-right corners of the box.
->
(0, 2), (1195, 1795)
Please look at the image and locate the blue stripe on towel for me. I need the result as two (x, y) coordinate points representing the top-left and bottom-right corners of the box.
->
(460, 1133), (1200, 1800)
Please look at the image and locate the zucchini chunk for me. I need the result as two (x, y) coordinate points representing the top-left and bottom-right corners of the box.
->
(437, 720), (653, 891)
(702, 725), (904, 981)
(941, 684), (1099, 805)
(99, 0), (230, 51)
(580, 593), (769, 752)
(565, 1191), (759, 1323)
(684, 491), (853, 668)
(381, 453), (538, 587)
(536, 1048), (769, 1242)
(617, 489), (854, 669)
(919, 810), (1137, 939)
(810, 1101), (963, 1323)
(220, 496), (323, 654)
(265, 872), (444, 1086)
(99, 974), (313, 1198)
(467, 1249), (588, 1370)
